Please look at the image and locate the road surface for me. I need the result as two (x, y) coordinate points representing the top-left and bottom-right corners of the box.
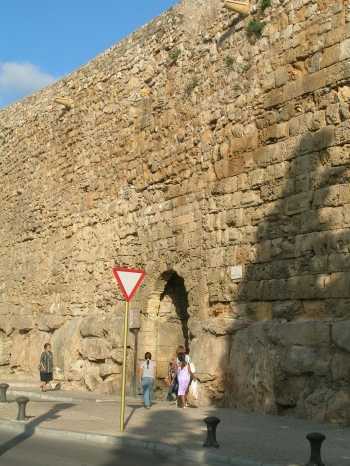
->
(0, 430), (210, 466)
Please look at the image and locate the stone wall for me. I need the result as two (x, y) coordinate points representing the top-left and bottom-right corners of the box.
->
(0, 0), (350, 423)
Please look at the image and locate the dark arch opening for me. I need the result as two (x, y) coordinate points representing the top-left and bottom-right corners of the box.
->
(159, 271), (190, 352)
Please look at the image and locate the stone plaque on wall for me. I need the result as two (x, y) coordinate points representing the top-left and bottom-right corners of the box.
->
(129, 309), (141, 330)
(230, 265), (244, 282)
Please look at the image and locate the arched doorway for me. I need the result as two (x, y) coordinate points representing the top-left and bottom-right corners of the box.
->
(159, 271), (189, 348)
(141, 270), (189, 387)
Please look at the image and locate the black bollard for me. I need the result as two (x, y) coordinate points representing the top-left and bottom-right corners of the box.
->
(306, 432), (326, 466)
(203, 416), (220, 448)
(0, 383), (9, 403)
(16, 396), (29, 421)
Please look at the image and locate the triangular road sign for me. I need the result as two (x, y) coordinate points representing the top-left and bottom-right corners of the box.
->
(112, 267), (145, 302)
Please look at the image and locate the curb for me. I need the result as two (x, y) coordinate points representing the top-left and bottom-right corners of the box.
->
(7, 390), (75, 403)
(0, 420), (286, 466)
(7, 389), (137, 405)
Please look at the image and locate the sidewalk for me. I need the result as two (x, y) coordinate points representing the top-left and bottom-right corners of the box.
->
(0, 383), (349, 466)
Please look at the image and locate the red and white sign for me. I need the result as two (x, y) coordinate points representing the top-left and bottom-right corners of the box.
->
(112, 267), (145, 302)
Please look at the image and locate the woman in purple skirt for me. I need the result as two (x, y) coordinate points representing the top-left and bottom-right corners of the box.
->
(177, 353), (195, 408)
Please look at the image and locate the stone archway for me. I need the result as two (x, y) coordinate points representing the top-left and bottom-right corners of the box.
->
(141, 271), (189, 386)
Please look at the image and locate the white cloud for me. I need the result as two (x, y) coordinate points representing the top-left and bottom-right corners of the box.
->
(0, 62), (56, 105)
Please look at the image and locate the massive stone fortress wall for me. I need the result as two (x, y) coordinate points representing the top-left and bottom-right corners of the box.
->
(1, 0), (350, 423)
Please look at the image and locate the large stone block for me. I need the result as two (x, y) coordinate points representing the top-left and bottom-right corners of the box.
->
(84, 362), (103, 391)
(106, 316), (129, 348)
(267, 321), (330, 347)
(275, 375), (307, 412)
(80, 338), (111, 362)
(99, 362), (121, 378)
(38, 315), (64, 332)
(332, 321), (350, 352)
(12, 315), (34, 332)
(303, 388), (334, 423)
(202, 318), (251, 336)
(0, 337), (11, 366)
(52, 319), (82, 374)
(191, 335), (230, 382)
(111, 347), (126, 365)
(325, 390), (350, 425)
(0, 317), (14, 336)
(226, 323), (277, 413)
(331, 353), (350, 381)
(272, 301), (301, 319)
(67, 359), (85, 382)
(285, 193), (312, 215)
(97, 376), (120, 395)
(80, 316), (105, 338)
(281, 346), (330, 376)
(10, 330), (49, 374)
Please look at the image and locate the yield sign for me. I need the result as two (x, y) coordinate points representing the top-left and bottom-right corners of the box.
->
(112, 267), (145, 302)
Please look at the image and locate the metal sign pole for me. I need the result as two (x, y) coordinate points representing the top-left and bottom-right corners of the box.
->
(132, 328), (139, 397)
(120, 300), (129, 432)
(112, 267), (145, 432)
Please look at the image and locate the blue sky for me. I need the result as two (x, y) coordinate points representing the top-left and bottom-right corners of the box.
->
(0, 0), (177, 107)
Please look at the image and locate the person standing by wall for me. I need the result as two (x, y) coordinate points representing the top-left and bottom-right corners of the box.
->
(176, 345), (193, 406)
(139, 352), (156, 409)
(39, 343), (54, 392)
(166, 359), (178, 402)
(177, 352), (195, 408)
(176, 345), (190, 364)
(166, 345), (189, 402)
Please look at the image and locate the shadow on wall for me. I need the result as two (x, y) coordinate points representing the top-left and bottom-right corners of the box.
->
(219, 124), (350, 424)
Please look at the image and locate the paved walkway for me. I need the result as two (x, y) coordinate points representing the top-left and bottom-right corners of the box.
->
(0, 382), (349, 466)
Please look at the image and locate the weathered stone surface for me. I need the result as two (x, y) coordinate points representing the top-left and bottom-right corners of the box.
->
(0, 0), (349, 424)
(12, 315), (34, 332)
(80, 338), (111, 362)
(156, 320), (185, 378)
(331, 353), (350, 381)
(0, 316), (14, 336)
(191, 335), (230, 383)
(0, 337), (11, 366)
(10, 331), (49, 373)
(281, 346), (330, 376)
(202, 318), (251, 336)
(267, 321), (330, 347)
(226, 323), (277, 414)
(303, 388), (334, 423)
(80, 316), (105, 338)
(52, 319), (82, 375)
(324, 390), (350, 425)
(84, 363), (102, 391)
(97, 376), (120, 395)
(106, 317), (133, 349)
(110, 348), (123, 365)
(67, 359), (85, 382)
(332, 321), (350, 352)
(99, 362), (121, 378)
(38, 315), (64, 332)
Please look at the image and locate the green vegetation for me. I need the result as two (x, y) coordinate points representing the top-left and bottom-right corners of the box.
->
(260, 0), (271, 11)
(239, 62), (250, 73)
(247, 19), (265, 37)
(185, 77), (199, 96)
(225, 56), (235, 69)
(169, 48), (181, 62)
